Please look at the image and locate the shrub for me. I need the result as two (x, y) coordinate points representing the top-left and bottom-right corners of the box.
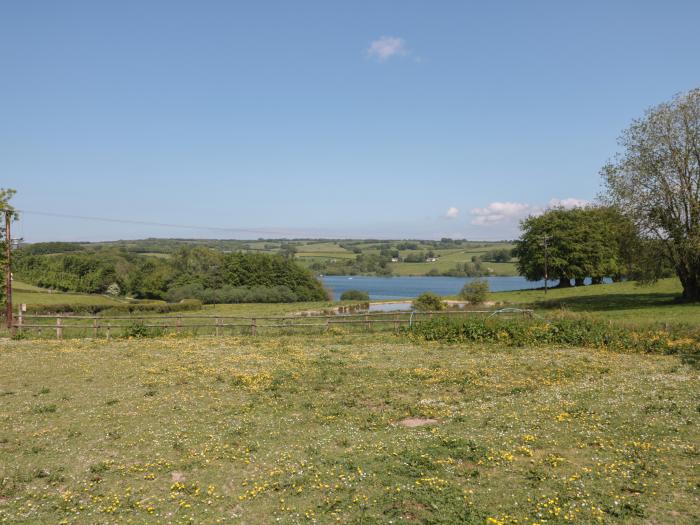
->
(459, 279), (490, 304)
(413, 292), (444, 311)
(122, 321), (164, 339)
(340, 290), (370, 301)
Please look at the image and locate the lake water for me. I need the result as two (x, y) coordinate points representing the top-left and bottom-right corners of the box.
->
(321, 275), (547, 301)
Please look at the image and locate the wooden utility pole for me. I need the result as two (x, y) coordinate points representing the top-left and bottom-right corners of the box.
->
(4, 210), (12, 330)
(542, 233), (550, 296)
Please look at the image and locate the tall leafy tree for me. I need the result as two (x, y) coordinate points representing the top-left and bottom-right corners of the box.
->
(603, 88), (700, 301)
(514, 207), (622, 287)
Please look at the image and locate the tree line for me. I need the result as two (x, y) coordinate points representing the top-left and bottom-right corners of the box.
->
(13, 246), (329, 303)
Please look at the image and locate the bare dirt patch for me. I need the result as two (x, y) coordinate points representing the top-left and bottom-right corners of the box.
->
(398, 417), (438, 427)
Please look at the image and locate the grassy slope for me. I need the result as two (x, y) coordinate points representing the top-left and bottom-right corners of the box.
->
(492, 277), (700, 325)
(0, 335), (697, 523)
(12, 281), (124, 307)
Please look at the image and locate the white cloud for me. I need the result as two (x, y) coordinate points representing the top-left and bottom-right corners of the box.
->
(548, 197), (590, 209)
(367, 36), (407, 61)
(470, 201), (540, 226)
(445, 207), (460, 219)
(470, 197), (591, 226)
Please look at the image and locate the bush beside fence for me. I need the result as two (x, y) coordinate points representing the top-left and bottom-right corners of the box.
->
(23, 300), (203, 316)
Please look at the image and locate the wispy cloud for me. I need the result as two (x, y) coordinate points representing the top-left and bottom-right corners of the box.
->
(470, 202), (539, 226)
(548, 197), (590, 208)
(470, 197), (589, 226)
(367, 36), (407, 61)
(445, 207), (460, 219)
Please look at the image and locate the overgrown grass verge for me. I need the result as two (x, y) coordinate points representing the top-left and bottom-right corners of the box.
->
(408, 314), (700, 366)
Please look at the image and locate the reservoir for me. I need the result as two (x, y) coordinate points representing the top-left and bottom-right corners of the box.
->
(321, 275), (547, 301)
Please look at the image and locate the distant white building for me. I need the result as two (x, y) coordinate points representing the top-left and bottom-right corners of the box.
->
(425, 257), (438, 263)
(391, 257), (400, 262)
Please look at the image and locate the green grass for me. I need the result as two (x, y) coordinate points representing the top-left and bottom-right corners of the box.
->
(12, 281), (124, 307)
(197, 301), (355, 317)
(12, 281), (47, 292)
(492, 278), (700, 325)
(389, 260), (518, 276)
(295, 251), (356, 260)
(295, 242), (352, 254)
(0, 334), (697, 523)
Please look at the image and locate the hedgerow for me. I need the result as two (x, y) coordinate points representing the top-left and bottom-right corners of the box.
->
(24, 300), (203, 315)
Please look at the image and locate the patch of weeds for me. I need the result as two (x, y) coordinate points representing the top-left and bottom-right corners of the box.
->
(390, 449), (437, 478)
(105, 399), (119, 406)
(386, 484), (485, 524)
(32, 404), (57, 414)
(33, 468), (50, 479)
(49, 474), (66, 485)
(123, 321), (164, 339)
(428, 436), (487, 463)
(89, 461), (111, 474)
(525, 467), (548, 484)
(604, 500), (647, 519)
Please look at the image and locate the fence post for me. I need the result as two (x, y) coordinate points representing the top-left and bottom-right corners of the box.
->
(365, 314), (370, 331)
(16, 307), (23, 335)
(215, 318), (220, 337)
(106, 324), (111, 340)
(177, 316), (182, 333)
(251, 318), (257, 336)
(394, 314), (399, 332)
(56, 315), (63, 340)
(326, 317), (330, 332)
(93, 316), (98, 338)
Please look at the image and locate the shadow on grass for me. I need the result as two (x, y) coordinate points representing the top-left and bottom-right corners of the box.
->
(531, 292), (686, 312)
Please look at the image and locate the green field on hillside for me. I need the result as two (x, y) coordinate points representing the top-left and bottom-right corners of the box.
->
(12, 282), (124, 308)
(1, 334), (697, 524)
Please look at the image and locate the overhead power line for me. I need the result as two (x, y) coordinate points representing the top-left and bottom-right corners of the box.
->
(14, 209), (293, 236)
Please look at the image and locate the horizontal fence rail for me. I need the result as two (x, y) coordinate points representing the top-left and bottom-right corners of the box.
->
(10, 308), (534, 340)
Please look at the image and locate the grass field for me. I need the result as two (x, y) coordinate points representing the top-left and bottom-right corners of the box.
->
(12, 281), (125, 308)
(492, 278), (700, 325)
(0, 334), (697, 524)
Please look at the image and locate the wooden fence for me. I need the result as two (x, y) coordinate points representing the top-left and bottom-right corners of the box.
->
(11, 309), (534, 339)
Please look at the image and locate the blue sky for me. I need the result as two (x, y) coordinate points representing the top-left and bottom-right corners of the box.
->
(2, 1), (699, 241)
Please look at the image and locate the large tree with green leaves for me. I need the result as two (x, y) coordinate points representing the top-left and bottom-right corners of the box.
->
(602, 89), (700, 301)
(514, 206), (624, 287)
